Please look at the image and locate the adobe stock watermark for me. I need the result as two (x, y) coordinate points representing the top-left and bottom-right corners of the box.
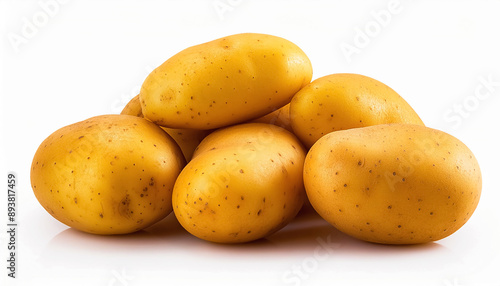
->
(282, 234), (341, 286)
(339, 0), (402, 63)
(384, 132), (444, 192)
(443, 74), (499, 130)
(108, 268), (134, 286)
(7, 0), (70, 54)
(212, 0), (243, 21)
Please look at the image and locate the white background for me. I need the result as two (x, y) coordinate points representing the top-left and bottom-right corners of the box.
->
(1, 0), (500, 285)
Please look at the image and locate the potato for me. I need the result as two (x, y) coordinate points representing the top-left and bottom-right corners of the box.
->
(30, 115), (186, 235)
(140, 33), (313, 129)
(173, 123), (306, 243)
(120, 94), (144, 117)
(290, 73), (424, 148)
(304, 124), (481, 244)
(249, 103), (293, 132)
(121, 95), (210, 161)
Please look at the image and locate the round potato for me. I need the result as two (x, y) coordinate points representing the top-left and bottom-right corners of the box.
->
(290, 73), (424, 148)
(140, 33), (312, 129)
(173, 123), (306, 243)
(304, 124), (481, 244)
(30, 115), (186, 235)
(121, 95), (211, 161)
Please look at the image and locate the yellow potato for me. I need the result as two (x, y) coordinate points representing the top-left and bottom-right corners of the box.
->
(249, 103), (293, 132)
(173, 123), (306, 243)
(120, 94), (144, 117)
(304, 124), (481, 244)
(121, 95), (211, 161)
(290, 73), (424, 148)
(30, 115), (186, 235)
(140, 33), (312, 129)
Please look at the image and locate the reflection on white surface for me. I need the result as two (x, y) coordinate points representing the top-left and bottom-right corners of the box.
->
(27, 208), (483, 286)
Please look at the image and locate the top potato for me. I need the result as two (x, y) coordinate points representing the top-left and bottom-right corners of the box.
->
(140, 33), (313, 129)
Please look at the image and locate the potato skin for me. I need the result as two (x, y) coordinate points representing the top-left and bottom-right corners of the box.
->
(304, 124), (481, 244)
(173, 123), (306, 243)
(140, 33), (312, 129)
(121, 95), (211, 161)
(290, 73), (424, 148)
(249, 103), (293, 132)
(30, 115), (186, 235)
(120, 94), (144, 117)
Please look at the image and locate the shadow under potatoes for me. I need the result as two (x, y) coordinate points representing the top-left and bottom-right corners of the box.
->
(41, 205), (450, 265)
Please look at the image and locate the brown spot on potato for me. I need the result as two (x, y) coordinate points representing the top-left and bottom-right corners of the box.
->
(119, 195), (131, 217)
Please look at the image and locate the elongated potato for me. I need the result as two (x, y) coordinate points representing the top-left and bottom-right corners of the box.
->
(121, 95), (211, 161)
(173, 123), (306, 243)
(304, 124), (481, 244)
(140, 33), (312, 129)
(30, 115), (185, 235)
(290, 73), (424, 148)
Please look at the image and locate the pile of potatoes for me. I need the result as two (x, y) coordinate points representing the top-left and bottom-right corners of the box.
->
(31, 33), (481, 244)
